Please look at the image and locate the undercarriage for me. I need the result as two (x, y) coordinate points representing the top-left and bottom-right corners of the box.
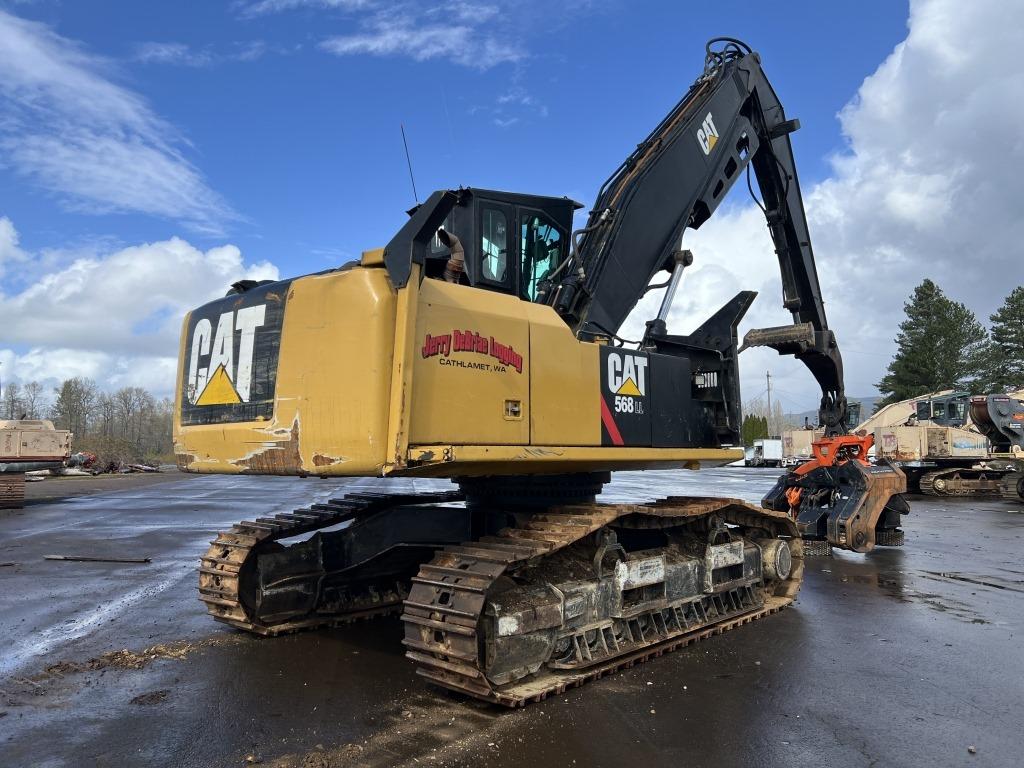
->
(919, 466), (1014, 497)
(1, 472), (25, 509)
(891, 459), (1019, 498)
(1000, 468), (1024, 502)
(199, 476), (802, 705)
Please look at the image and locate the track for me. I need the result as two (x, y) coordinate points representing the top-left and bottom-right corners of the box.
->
(919, 468), (1006, 497)
(402, 496), (803, 706)
(199, 490), (464, 635)
(1001, 470), (1024, 502)
(1, 472), (25, 509)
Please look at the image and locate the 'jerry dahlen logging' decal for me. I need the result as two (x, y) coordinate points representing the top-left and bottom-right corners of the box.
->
(600, 348), (651, 446)
(422, 329), (523, 374)
(180, 281), (290, 425)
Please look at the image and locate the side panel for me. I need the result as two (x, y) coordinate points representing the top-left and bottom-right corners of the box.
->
(596, 350), (712, 448)
(948, 429), (990, 457)
(783, 429), (824, 459)
(527, 305), (600, 447)
(650, 354), (698, 447)
(174, 268), (397, 475)
(599, 347), (651, 446)
(279, 271), (396, 472)
(409, 280), (530, 445)
(875, 426), (926, 462)
(875, 425), (990, 462)
(0, 424), (71, 460)
(926, 427), (949, 458)
(180, 281), (290, 426)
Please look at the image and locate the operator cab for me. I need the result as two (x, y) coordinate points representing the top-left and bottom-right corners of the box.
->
(915, 392), (970, 428)
(419, 188), (582, 302)
(846, 401), (862, 429)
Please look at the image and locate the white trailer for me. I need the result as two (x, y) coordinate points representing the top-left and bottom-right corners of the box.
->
(750, 438), (783, 468)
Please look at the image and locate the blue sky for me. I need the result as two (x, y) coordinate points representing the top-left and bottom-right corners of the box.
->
(3, 0), (1021, 412)
(2, 0), (907, 268)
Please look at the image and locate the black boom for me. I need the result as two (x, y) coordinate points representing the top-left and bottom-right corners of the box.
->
(548, 38), (847, 434)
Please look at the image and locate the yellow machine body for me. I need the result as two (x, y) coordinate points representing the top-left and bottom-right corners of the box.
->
(173, 251), (739, 477)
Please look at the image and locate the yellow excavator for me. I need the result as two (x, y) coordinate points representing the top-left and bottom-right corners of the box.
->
(174, 38), (907, 705)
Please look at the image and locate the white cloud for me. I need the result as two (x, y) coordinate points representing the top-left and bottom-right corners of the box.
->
(248, 0), (522, 68)
(320, 14), (521, 69)
(0, 348), (178, 396)
(240, 0), (373, 17)
(0, 10), (236, 234)
(0, 216), (28, 280)
(484, 84), (548, 124)
(622, 0), (1024, 411)
(135, 41), (214, 67)
(0, 217), (278, 396)
(134, 40), (268, 67)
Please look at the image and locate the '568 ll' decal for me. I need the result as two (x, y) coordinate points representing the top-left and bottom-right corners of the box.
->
(600, 348), (650, 446)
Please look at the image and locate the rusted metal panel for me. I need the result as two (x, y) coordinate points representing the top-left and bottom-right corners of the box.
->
(231, 421), (303, 475)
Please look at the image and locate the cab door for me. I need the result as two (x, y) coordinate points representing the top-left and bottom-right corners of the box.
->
(517, 208), (567, 302)
(474, 199), (516, 295)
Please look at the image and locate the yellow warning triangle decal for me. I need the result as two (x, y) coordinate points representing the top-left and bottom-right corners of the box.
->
(616, 378), (643, 397)
(707, 134), (718, 151)
(196, 364), (241, 406)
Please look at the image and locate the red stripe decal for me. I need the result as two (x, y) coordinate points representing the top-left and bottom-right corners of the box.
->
(600, 396), (625, 446)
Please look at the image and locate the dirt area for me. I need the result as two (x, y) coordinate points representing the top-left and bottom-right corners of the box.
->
(41, 635), (245, 677)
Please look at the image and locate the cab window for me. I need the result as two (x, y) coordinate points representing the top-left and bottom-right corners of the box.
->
(429, 215), (453, 253)
(949, 400), (967, 424)
(520, 212), (564, 301)
(916, 401), (930, 421)
(480, 208), (508, 282)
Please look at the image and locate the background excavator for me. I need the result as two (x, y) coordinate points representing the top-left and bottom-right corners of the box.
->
(174, 38), (907, 705)
(784, 389), (1024, 506)
(970, 392), (1024, 502)
(870, 390), (1016, 496)
(1, 420), (72, 509)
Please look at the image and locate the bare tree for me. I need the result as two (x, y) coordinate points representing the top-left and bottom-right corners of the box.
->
(26, 377), (175, 463)
(22, 381), (47, 419)
(50, 377), (99, 437)
(2, 381), (23, 419)
(142, 398), (174, 457)
(96, 392), (118, 437)
(113, 387), (154, 446)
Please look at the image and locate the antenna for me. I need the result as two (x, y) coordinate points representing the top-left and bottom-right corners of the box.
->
(400, 123), (419, 204)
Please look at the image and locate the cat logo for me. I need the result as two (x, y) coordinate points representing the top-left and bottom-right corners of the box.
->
(187, 305), (267, 406)
(696, 112), (719, 155)
(607, 352), (648, 397)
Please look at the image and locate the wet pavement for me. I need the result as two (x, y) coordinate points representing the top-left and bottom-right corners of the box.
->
(1, 468), (1021, 767)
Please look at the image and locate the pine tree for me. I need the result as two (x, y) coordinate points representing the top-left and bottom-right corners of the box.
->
(980, 286), (1024, 393)
(877, 280), (987, 406)
(741, 413), (769, 444)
